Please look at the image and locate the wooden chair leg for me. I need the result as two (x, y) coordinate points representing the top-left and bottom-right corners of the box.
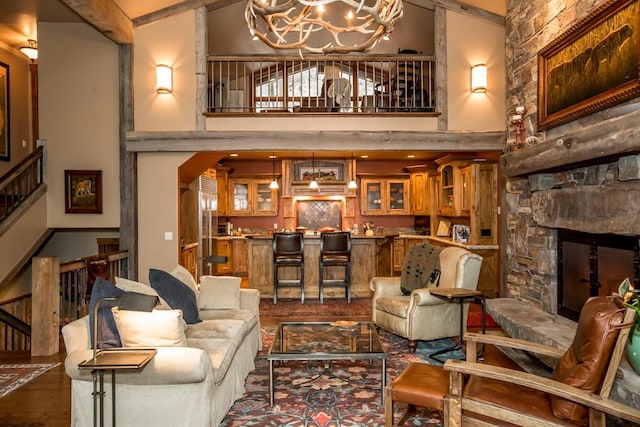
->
(384, 385), (394, 427)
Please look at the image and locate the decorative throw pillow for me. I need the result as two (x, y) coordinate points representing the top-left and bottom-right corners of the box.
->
(115, 276), (171, 309)
(117, 292), (159, 312)
(400, 244), (442, 295)
(112, 308), (188, 347)
(199, 275), (242, 310)
(549, 296), (625, 424)
(88, 277), (124, 349)
(170, 265), (200, 299)
(149, 269), (202, 324)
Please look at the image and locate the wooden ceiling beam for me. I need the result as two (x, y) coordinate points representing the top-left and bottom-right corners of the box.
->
(405, 0), (505, 26)
(60, 0), (133, 44)
(132, 0), (242, 27)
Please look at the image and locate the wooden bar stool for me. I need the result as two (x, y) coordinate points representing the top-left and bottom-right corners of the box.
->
(272, 232), (305, 304)
(319, 231), (351, 303)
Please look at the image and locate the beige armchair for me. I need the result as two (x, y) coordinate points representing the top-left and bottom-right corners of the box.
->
(370, 246), (482, 352)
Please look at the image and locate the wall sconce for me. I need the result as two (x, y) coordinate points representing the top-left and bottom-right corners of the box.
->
(155, 64), (173, 94)
(19, 39), (38, 61)
(471, 64), (487, 93)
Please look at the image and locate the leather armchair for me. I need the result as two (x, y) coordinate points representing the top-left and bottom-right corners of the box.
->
(370, 246), (482, 352)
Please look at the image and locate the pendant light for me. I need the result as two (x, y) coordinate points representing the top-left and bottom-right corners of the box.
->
(309, 153), (319, 189)
(269, 152), (279, 189)
(348, 152), (358, 189)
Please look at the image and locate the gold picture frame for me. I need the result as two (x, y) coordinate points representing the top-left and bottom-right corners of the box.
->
(537, 0), (640, 130)
(0, 62), (9, 161)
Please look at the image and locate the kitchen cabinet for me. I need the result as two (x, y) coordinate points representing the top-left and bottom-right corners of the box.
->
(233, 238), (249, 275)
(229, 178), (278, 216)
(216, 168), (229, 217)
(360, 176), (410, 215)
(393, 238), (405, 273)
(410, 169), (431, 215)
(430, 158), (498, 246)
(215, 239), (233, 275)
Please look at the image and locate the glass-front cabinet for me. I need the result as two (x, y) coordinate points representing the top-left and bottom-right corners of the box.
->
(360, 176), (410, 215)
(229, 178), (278, 216)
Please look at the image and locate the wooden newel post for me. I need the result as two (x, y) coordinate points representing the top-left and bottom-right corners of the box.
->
(31, 256), (60, 356)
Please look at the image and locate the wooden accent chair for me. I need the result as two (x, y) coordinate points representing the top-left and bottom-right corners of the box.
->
(385, 296), (640, 427)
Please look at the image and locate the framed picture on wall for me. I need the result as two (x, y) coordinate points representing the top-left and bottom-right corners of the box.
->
(537, 0), (640, 130)
(0, 62), (9, 161)
(453, 225), (470, 243)
(64, 170), (103, 214)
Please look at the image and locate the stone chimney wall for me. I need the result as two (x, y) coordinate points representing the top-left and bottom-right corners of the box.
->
(502, 0), (640, 314)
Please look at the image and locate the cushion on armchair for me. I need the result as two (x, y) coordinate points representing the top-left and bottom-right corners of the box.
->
(549, 296), (626, 424)
(199, 276), (242, 309)
(400, 244), (442, 295)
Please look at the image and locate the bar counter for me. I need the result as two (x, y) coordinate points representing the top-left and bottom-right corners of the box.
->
(246, 233), (397, 301)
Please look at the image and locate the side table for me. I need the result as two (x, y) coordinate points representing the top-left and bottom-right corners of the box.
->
(78, 348), (157, 427)
(428, 288), (485, 363)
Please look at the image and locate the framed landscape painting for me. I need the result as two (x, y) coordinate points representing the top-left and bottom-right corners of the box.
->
(0, 62), (9, 161)
(537, 0), (640, 130)
(64, 170), (103, 214)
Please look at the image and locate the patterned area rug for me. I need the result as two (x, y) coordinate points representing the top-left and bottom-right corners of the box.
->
(221, 327), (462, 426)
(0, 363), (60, 398)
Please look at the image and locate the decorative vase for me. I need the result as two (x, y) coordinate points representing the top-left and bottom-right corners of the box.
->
(625, 330), (640, 374)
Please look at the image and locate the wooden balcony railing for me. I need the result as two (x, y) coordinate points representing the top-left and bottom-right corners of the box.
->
(206, 54), (436, 114)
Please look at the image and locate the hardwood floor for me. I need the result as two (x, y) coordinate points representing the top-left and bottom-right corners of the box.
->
(0, 303), (515, 426)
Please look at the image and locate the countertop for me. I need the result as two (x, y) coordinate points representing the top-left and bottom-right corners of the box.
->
(209, 233), (497, 249)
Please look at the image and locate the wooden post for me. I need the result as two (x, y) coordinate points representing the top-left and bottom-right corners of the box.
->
(31, 256), (60, 356)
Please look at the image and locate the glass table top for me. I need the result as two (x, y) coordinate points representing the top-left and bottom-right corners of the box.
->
(268, 321), (386, 360)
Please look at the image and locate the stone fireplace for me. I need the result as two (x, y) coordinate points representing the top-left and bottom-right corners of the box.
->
(503, 148), (640, 315)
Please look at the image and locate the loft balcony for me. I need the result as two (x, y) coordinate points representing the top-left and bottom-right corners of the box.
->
(205, 54), (436, 115)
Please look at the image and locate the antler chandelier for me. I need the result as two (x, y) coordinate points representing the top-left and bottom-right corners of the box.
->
(245, 0), (404, 54)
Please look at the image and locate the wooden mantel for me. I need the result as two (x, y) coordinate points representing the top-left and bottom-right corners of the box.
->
(501, 108), (640, 178)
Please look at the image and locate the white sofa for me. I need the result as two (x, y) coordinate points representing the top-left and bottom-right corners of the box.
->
(62, 274), (261, 427)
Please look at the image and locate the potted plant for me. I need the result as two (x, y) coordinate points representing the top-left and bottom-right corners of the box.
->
(618, 277), (640, 374)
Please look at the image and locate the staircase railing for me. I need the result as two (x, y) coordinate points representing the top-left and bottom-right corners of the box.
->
(0, 250), (129, 352)
(60, 250), (129, 324)
(0, 296), (31, 352)
(0, 145), (44, 224)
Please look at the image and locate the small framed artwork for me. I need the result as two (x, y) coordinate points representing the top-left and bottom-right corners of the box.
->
(0, 61), (9, 161)
(436, 220), (451, 237)
(65, 170), (103, 214)
(453, 225), (470, 243)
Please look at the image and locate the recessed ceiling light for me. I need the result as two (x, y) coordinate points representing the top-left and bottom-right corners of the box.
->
(473, 158), (487, 162)
(407, 154), (415, 158)
(269, 154), (277, 159)
(229, 153), (239, 157)
(360, 155), (369, 159)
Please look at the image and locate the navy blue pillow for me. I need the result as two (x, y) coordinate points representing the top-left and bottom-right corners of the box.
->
(149, 269), (201, 324)
(88, 277), (124, 349)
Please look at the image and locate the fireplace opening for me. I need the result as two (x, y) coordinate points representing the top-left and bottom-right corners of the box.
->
(558, 229), (639, 321)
